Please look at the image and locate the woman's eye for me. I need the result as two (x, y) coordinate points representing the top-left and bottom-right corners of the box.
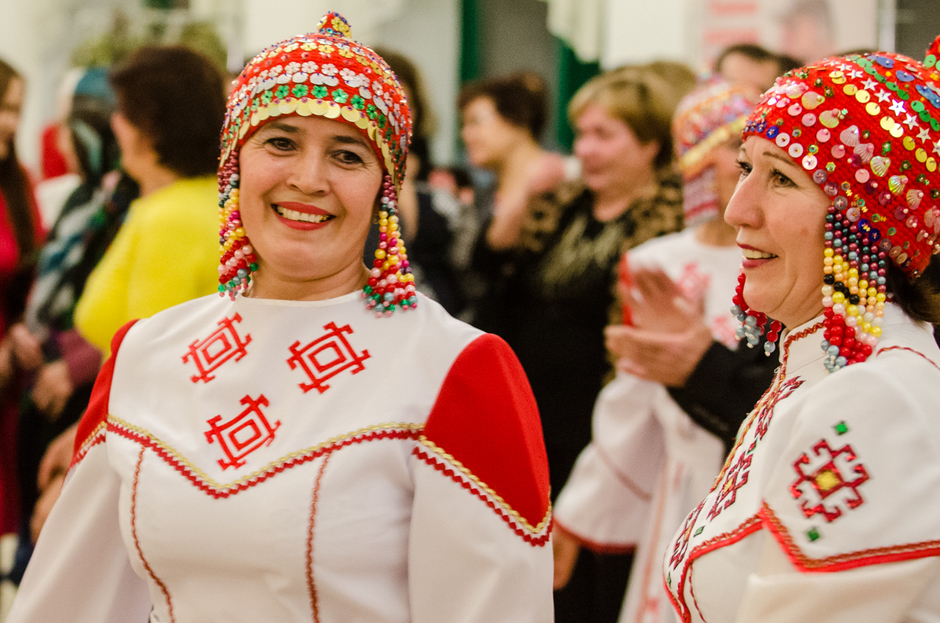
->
(736, 160), (751, 177)
(334, 150), (364, 165)
(771, 168), (794, 187)
(265, 137), (294, 151)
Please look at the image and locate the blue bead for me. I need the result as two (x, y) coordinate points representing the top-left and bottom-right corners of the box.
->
(836, 356), (847, 367)
(820, 340), (830, 351)
(828, 345), (840, 356)
(745, 316), (757, 326)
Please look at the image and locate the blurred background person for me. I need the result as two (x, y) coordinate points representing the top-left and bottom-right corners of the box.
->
(4, 68), (136, 583)
(0, 58), (45, 542)
(73, 45), (224, 357)
(455, 71), (566, 320)
(715, 43), (801, 92)
(552, 80), (775, 623)
(473, 65), (690, 622)
(371, 48), (464, 314)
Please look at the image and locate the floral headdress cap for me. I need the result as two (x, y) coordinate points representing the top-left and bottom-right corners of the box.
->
(673, 78), (760, 225)
(742, 35), (940, 279)
(738, 35), (940, 372)
(220, 12), (412, 188)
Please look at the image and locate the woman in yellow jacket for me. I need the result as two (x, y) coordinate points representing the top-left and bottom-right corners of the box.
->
(75, 46), (226, 355)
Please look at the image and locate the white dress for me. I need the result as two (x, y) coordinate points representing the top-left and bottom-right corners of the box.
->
(553, 229), (742, 623)
(663, 304), (940, 623)
(8, 291), (554, 623)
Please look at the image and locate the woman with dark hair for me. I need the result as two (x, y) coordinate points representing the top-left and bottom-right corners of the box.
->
(665, 39), (940, 622)
(8, 15), (552, 622)
(73, 45), (225, 356)
(0, 58), (45, 538)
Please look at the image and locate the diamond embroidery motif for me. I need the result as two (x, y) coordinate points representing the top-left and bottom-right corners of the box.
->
(183, 313), (252, 383)
(789, 439), (870, 522)
(287, 321), (370, 394)
(205, 395), (280, 470)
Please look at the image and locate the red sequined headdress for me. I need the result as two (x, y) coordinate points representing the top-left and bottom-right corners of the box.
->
(217, 12), (416, 315)
(739, 35), (940, 371)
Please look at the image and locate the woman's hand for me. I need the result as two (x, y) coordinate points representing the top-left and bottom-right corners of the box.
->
(9, 323), (44, 371)
(31, 472), (65, 543)
(552, 525), (581, 590)
(610, 266), (714, 387)
(31, 360), (73, 420)
(37, 423), (77, 494)
(525, 152), (567, 197)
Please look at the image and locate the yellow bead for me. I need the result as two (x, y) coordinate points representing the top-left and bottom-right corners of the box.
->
(390, 224), (399, 232)
(876, 301), (886, 311)
(824, 257), (833, 266)
(824, 248), (834, 257)
(379, 219), (389, 227)
(868, 287), (877, 298)
(833, 265), (843, 274)
(379, 211), (388, 219)
(832, 292), (845, 304)
(876, 293), (886, 302)
(234, 228), (246, 237)
(862, 322), (872, 332)
(847, 305), (859, 316)
(871, 326), (882, 338)
(375, 249), (386, 260)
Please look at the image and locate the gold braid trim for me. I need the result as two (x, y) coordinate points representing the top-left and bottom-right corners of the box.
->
(108, 415), (424, 491)
(417, 435), (552, 535)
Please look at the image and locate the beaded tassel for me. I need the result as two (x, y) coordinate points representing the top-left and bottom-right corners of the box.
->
(820, 202), (884, 372)
(217, 152), (259, 300)
(731, 272), (783, 355)
(362, 174), (418, 316)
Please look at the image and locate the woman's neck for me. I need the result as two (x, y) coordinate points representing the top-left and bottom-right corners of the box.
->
(592, 165), (657, 222)
(494, 139), (542, 197)
(136, 163), (183, 198)
(694, 216), (738, 247)
(249, 261), (370, 302)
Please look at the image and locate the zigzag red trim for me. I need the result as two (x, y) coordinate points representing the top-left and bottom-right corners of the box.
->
(71, 430), (106, 468)
(761, 503), (940, 572)
(413, 447), (551, 547)
(108, 421), (420, 499)
(876, 345), (940, 373)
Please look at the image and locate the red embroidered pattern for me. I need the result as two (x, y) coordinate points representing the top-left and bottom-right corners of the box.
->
(131, 448), (176, 623)
(205, 395), (280, 470)
(413, 447), (552, 547)
(761, 503), (940, 572)
(182, 313), (252, 383)
(287, 322), (370, 394)
(876, 345), (940, 373)
(109, 419), (420, 499)
(789, 439), (869, 522)
(71, 424), (107, 468)
(707, 440), (754, 520)
(306, 454), (331, 623)
(755, 377), (804, 440)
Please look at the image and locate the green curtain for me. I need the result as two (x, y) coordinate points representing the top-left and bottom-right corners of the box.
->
(460, 0), (482, 84)
(555, 37), (600, 151)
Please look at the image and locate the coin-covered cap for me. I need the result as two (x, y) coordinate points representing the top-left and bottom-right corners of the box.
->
(742, 35), (940, 279)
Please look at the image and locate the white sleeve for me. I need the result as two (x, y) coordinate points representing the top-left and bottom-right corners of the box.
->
(408, 333), (553, 622)
(7, 443), (152, 623)
(552, 372), (666, 549)
(745, 350), (940, 622)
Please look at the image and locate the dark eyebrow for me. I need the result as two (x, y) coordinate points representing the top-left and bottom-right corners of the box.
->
(762, 150), (799, 169)
(331, 134), (370, 149)
(258, 120), (301, 134)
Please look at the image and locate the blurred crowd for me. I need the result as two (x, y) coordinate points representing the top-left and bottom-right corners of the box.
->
(0, 25), (913, 623)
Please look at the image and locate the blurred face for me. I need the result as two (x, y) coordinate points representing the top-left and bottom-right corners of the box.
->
(719, 52), (779, 93)
(713, 139), (743, 216)
(725, 136), (829, 327)
(238, 115), (383, 293)
(111, 110), (152, 182)
(460, 96), (530, 169)
(573, 103), (659, 195)
(0, 77), (24, 161)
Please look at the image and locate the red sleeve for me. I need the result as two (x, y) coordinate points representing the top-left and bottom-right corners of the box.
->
(421, 333), (551, 530)
(72, 320), (138, 461)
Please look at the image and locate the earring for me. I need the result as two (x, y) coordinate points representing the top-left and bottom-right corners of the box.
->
(732, 271), (781, 355)
(218, 152), (258, 300)
(363, 174), (418, 316)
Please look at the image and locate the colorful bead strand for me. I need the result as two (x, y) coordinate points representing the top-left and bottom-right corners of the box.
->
(362, 174), (418, 316)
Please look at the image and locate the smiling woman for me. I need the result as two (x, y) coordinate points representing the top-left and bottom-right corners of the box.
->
(8, 13), (554, 623)
(664, 36), (940, 623)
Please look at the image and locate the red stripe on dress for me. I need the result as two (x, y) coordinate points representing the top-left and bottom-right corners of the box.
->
(131, 448), (176, 623)
(306, 453), (332, 622)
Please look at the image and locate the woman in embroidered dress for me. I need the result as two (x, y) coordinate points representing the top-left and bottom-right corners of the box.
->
(663, 38), (940, 623)
(8, 14), (553, 623)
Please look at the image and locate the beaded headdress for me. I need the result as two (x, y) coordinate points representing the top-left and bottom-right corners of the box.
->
(739, 35), (940, 370)
(217, 12), (416, 315)
(673, 79), (761, 226)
